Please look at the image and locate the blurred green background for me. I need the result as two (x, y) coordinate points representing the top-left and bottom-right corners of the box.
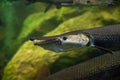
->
(0, 0), (120, 80)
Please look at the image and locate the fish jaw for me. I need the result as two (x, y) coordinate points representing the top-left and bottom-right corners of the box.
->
(29, 37), (64, 52)
(29, 38), (67, 52)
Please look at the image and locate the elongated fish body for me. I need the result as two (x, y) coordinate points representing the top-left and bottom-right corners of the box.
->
(24, 0), (115, 12)
(74, 0), (114, 5)
(84, 25), (120, 49)
(7, 0), (115, 12)
(25, 0), (113, 4)
(26, 0), (114, 5)
(30, 24), (120, 52)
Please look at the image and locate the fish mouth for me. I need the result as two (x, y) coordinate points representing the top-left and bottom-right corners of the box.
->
(29, 37), (61, 45)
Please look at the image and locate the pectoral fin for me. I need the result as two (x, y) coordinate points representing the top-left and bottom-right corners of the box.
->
(95, 45), (113, 54)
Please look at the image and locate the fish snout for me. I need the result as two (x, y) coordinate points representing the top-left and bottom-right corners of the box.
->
(30, 37), (62, 45)
(38, 38), (61, 45)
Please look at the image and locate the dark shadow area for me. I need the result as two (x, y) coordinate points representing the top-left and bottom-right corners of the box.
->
(27, 16), (63, 40)
(61, 6), (87, 20)
(38, 16), (63, 34)
(101, 19), (120, 26)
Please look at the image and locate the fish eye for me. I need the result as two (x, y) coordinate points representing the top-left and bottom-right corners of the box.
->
(62, 36), (67, 40)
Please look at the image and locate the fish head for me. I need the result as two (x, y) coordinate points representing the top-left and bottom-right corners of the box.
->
(58, 34), (89, 45)
(30, 33), (89, 52)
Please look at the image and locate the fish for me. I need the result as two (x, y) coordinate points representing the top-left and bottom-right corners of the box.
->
(25, 0), (115, 12)
(74, 0), (114, 5)
(44, 51), (120, 80)
(30, 24), (120, 53)
(7, 0), (115, 12)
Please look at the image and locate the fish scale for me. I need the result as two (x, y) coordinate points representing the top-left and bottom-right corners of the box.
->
(82, 25), (120, 49)
(44, 51), (120, 80)
(74, 0), (113, 5)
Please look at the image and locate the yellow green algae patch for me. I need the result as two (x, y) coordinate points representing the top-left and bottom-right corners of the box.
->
(2, 41), (59, 80)
(2, 5), (120, 80)
(45, 6), (120, 36)
(2, 42), (101, 80)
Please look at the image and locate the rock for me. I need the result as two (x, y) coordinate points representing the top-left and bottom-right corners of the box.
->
(2, 41), (59, 80)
